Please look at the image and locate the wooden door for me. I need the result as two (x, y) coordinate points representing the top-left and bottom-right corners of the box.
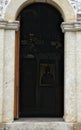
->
(19, 54), (64, 117)
(15, 3), (64, 118)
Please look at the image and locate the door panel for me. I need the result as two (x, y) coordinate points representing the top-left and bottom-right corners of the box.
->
(20, 59), (37, 116)
(19, 57), (63, 117)
(19, 3), (64, 117)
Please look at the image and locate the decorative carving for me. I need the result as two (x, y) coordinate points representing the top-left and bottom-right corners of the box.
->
(68, 0), (78, 12)
(68, 0), (81, 12)
(0, 0), (10, 17)
(68, 0), (81, 21)
(77, 0), (81, 12)
(1, 0), (9, 6)
(0, 4), (2, 18)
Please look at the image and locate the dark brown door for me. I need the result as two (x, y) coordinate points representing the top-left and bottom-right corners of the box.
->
(19, 3), (64, 117)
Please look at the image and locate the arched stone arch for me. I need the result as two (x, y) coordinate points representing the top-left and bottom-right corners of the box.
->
(4, 0), (75, 22)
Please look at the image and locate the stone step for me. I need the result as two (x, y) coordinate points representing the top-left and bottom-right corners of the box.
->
(5, 118), (74, 130)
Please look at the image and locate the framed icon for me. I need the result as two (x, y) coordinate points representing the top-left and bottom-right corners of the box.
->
(40, 63), (55, 86)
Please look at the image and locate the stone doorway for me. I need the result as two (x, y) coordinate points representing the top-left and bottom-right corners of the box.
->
(0, 0), (77, 125)
(19, 3), (64, 118)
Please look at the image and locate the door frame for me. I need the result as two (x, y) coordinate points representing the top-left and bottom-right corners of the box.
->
(14, 16), (20, 119)
(14, 3), (64, 119)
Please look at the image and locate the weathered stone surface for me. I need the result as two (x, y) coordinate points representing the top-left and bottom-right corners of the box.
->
(5, 120), (74, 130)
(0, 28), (5, 122)
(0, 20), (19, 123)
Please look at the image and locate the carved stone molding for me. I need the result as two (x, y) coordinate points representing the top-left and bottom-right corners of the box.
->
(61, 22), (81, 32)
(0, 20), (19, 30)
